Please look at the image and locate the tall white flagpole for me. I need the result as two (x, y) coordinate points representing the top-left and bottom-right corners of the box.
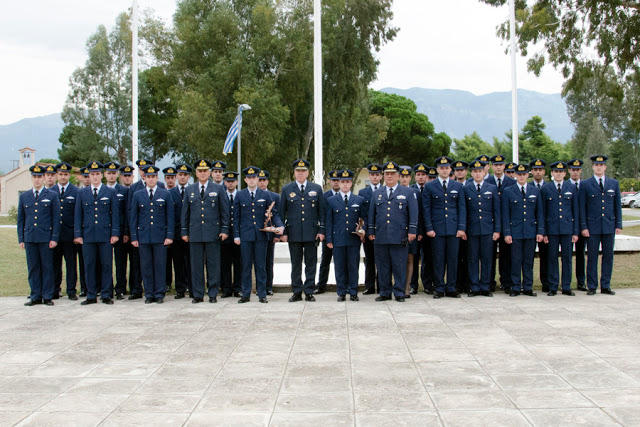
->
(509, 0), (519, 164)
(313, 0), (323, 185)
(237, 111), (242, 191)
(132, 0), (139, 181)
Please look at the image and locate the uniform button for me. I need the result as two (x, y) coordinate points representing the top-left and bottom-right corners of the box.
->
(150, 203), (153, 206)
(346, 214), (349, 217)
(479, 216), (482, 219)
(524, 219), (527, 221)
(202, 221), (205, 223)
(387, 220), (390, 223)
(34, 223), (37, 226)
(388, 207), (391, 210)
(346, 221), (349, 224)
(524, 212), (527, 214)
(301, 198), (304, 201)
(478, 202), (482, 205)
(252, 209), (255, 212)
(387, 214), (390, 217)
(602, 213), (605, 216)
(151, 216), (154, 219)
(151, 209), (154, 212)
(60, 206), (63, 209)
(478, 195), (481, 198)
(523, 205), (527, 208)
(254, 222), (256, 224)
(445, 201), (448, 203)
(151, 222), (153, 225)
(34, 216), (37, 219)
(559, 216), (563, 218)
(94, 221), (97, 224)
(301, 205), (305, 208)
(302, 218), (305, 221)
(602, 206), (605, 209)
(95, 214), (98, 217)
(445, 208), (448, 210)
(302, 211), (305, 214)
(559, 202), (562, 205)
(35, 210), (38, 213)
(201, 214), (204, 217)
(559, 209), (562, 212)
(445, 214), (448, 217)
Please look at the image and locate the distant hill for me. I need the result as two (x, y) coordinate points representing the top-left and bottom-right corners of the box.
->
(380, 87), (574, 144)
(0, 114), (63, 173)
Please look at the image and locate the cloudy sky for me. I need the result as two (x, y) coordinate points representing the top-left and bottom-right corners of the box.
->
(0, 0), (565, 126)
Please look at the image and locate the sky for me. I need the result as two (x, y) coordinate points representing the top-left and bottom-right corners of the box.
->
(0, 0), (566, 126)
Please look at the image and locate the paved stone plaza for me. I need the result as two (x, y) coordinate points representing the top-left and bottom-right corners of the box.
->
(0, 289), (640, 426)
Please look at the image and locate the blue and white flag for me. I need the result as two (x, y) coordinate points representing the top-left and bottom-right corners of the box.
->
(222, 104), (251, 155)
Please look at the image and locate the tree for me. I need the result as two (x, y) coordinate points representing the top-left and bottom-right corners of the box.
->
(452, 132), (495, 162)
(520, 116), (569, 162)
(138, 66), (177, 162)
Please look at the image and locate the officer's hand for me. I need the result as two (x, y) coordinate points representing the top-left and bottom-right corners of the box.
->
(408, 233), (416, 242)
(327, 243), (333, 249)
(110, 236), (119, 245)
(316, 233), (325, 242)
(49, 241), (57, 249)
(492, 232), (500, 241)
(164, 239), (173, 246)
(536, 234), (543, 243)
(543, 236), (549, 244)
(616, 228), (622, 235)
(581, 229), (590, 238)
(275, 227), (284, 235)
(572, 235), (578, 243)
(418, 234), (423, 241)
(427, 231), (436, 238)
(505, 236), (513, 244)
(280, 235), (288, 242)
(368, 234), (375, 241)
(458, 231), (466, 240)
(19, 242), (25, 250)
(234, 238), (241, 245)
(123, 235), (129, 243)
(219, 233), (228, 241)
(132, 241), (139, 247)
(182, 236), (189, 242)
(360, 236), (365, 243)
(273, 237), (281, 243)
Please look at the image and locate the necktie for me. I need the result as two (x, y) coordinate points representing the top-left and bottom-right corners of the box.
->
(300, 184), (305, 194)
(557, 183), (561, 194)
(537, 183), (541, 190)
(201, 185), (205, 199)
(442, 180), (447, 192)
(477, 184), (481, 193)
(35, 190), (39, 200)
(149, 189), (154, 201)
(599, 178), (604, 192)
(93, 188), (98, 199)
(251, 191), (254, 201)
(497, 178), (501, 190)
(420, 186), (424, 194)
(181, 186), (185, 199)
(576, 182), (579, 191)
(60, 187), (65, 199)
(388, 187), (393, 198)
(230, 194), (234, 205)
(521, 186), (525, 198)
(344, 194), (348, 205)
(374, 186), (378, 191)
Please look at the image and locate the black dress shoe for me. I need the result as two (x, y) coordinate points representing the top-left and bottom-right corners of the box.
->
(233, 292), (242, 297)
(314, 288), (326, 294)
(363, 289), (376, 295)
(375, 295), (392, 301)
(562, 290), (575, 296)
(128, 294), (142, 300)
(509, 291), (519, 297)
(52, 294), (60, 300)
(115, 293), (124, 300)
(542, 287), (549, 293)
(68, 294), (78, 301)
(467, 291), (479, 297)
(446, 292), (461, 298)
(174, 294), (185, 299)
(266, 290), (274, 296)
(305, 294), (316, 302)
(523, 290), (537, 297)
(577, 284), (588, 292)
(337, 295), (346, 302)
(156, 298), (164, 304)
(102, 298), (114, 305)
(409, 288), (418, 295)
(145, 298), (154, 304)
(259, 297), (268, 303)
(81, 298), (97, 305)
(504, 288), (512, 294)
(238, 297), (250, 303)
(424, 289), (434, 295)
(289, 293), (303, 302)
(79, 291), (87, 297)
(209, 297), (217, 303)
(481, 291), (493, 297)
(350, 295), (359, 301)
(601, 288), (616, 295)
(24, 300), (41, 306)
(220, 292), (233, 298)
(547, 291), (557, 296)
(433, 292), (445, 299)
(395, 296), (405, 302)
(587, 289), (596, 295)
(43, 300), (54, 306)
(192, 297), (203, 303)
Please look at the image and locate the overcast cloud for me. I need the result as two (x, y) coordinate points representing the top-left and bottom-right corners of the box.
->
(0, 0), (565, 125)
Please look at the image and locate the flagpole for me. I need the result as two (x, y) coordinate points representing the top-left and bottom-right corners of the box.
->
(313, 0), (323, 185)
(132, 0), (139, 181)
(509, 0), (519, 164)
(237, 110), (242, 190)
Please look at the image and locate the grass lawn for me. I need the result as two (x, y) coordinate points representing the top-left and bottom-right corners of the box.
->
(0, 216), (16, 225)
(622, 215), (640, 221)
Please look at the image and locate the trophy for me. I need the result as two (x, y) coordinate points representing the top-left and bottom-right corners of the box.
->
(352, 218), (366, 237)
(260, 201), (281, 233)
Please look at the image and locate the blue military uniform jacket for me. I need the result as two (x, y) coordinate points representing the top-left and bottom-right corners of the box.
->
(409, 184), (426, 236)
(74, 185), (120, 243)
(579, 176), (622, 234)
(49, 183), (79, 242)
(279, 181), (325, 242)
(17, 188), (61, 243)
(358, 185), (375, 215)
(266, 191), (281, 242)
(180, 181), (230, 242)
(541, 181), (579, 236)
(169, 186), (185, 238)
(109, 183), (129, 237)
(423, 179), (466, 235)
(325, 193), (367, 247)
(485, 174), (516, 198)
(463, 181), (501, 236)
(368, 185), (418, 244)
(502, 184), (544, 239)
(129, 187), (175, 244)
(233, 188), (283, 242)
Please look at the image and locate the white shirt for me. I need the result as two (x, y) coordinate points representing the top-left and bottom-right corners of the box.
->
(296, 180), (308, 192)
(533, 180), (544, 189)
(595, 175), (606, 187)
(33, 187), (44, 197)
(370, 183), (379, 191)
(340, 191), (352, 201)
(570, 179), (581, 187)
(495, 175), (503, 187)
(386, 184), (399, 198)
(199, 182), (208, 193)
(437, 177), (450, 188)
(227, 189), (237, 200)
(518, 183), (527, 194)
(106, 183), (117, 189)
(58, 183), (70, 193)
(331, 190), (339, 197)
(147, 185), (157, 198)
(473, 181), (484, 191)
(91, 184), (102, 194)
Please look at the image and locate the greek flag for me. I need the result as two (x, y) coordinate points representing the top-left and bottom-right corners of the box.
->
(222, 104), (251, 155)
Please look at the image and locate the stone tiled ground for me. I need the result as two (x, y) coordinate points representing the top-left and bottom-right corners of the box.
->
(1, 289), (640, 426)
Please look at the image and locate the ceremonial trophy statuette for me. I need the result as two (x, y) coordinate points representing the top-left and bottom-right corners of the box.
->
(260, 201), (281, 233)
(352, 218), (365, 237)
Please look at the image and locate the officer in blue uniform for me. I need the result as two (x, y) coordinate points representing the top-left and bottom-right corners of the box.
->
(368, 161), (418, 302)
(74, 161), (120, 305)
(279, 159), (326, 302)
(530, 158), (550, 292)
(169, 163), (192, 298)
(221, 171), (242, 298)
(181, 159), (230, 303)
(464, 160), (501, 296)
(315, 170), (341, 294)
(233, 166), (284, 303)
(130, 165), (174, 303)
(410, 163), (429, 294)
(162, 166), (177, 293)
(502, 164), (544, 297)
(452, 160), (470, 294)
(258, 170), (280, 295)
(104, 161), (130, 299)
(399, 165), (422, 298)
(50, 162), (79, 299)
(579, 155), (622, 295)
(568, 159), (587, 291)
(505, 162), (516, 179)
(211, 160), (227, 185)
(541, 161), (579, 296)
(358, 163), (382, 294)
(326, 169), (366, 301)
(419, 166), (438, 294)
(423, 156), (467, 298)
(77, 167), (90, 297)
(117, 165), (136, 298)
(18, 165), (61, 306)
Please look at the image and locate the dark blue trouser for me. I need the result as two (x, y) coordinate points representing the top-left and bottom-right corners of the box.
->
(26, 242), (54, 301)
(266, 241), (275, 292)
(77, 243), (88, 294)
(510, 238), (535, 292)
(432, 235), (460, 294)
(375, 244), (407, 298)
(457, 238), (469, 292)
(467, 234), (492, 292)
(140, 243), (167, 299)
(575, 234), (586, 286)
(129, 246), (143, 296)
(54, 241), (77, 296)
(586, 233), (615, 290)
(316, 241), (333, 290)
(288, 241), (317, 295)
(169, 238), (189, 295)
(538, 240), (549, 289)
(241, 240), (268, 299)
(548, 234), (573, 291)
(333, 245), (360, 296)
(190, 241), (220, 299)
(221, 241), (242, 294)
(363, 238), (378, 292)
(82, 242), (113, 300)
(113, 239), (128, 295)
(498, 236), (512, 289)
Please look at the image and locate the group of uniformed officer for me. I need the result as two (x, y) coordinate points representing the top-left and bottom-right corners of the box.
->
(17, 152), (622, 306)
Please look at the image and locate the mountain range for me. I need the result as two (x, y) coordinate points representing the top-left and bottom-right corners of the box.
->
(0, 88), (574, 173)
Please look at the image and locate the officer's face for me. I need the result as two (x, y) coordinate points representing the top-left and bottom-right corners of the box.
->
(531, 167), (545, 181)
(427, 176), (436, 182)
(105, 171), (118, 184)
(437, 166), (451, 180)
(415, 172), (427, 185)
(89, 171), (103, 186)
(177, 172), (190, 186)
(211, 170), (223, 182)
(593, 163), (607, 176)
(384, 171), (399, 187)
(483, 165), (490, 176)
(454, 169), (467, 180)
(165, 175), (176, 188)
(145, 174), (159, 188)
(516, 173), (528, 185)
(57, 171), (70, 185)
(506, 171), (516, 178)
(196, 168), (210, 183)
(471, 169), (484, 183)
(569, 168), (582, 181)
(399, 174), (412, 186)
(493, 163), (505, 175)
(31, 175), (44, 189)
(258, 179), (269, 190)
(120, 174), (133, 186)
(368, 172), (381, 185)
(330, 179), (340, 191)
(245, 176), (259, 189)
(339, 179), (352, 193)
(80, 175), (90, 186)
(44, 173), (57, 187)
(294, 169), (309, 183)
(551, 170), (566, 182)
(225, 180), (238, 191)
